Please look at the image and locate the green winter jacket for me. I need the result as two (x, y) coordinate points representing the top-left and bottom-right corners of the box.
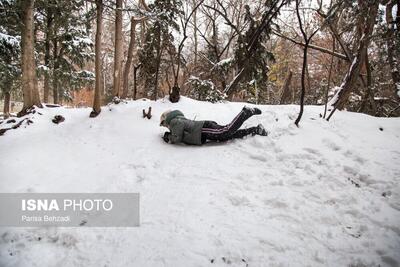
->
(165, 110), (205, 145)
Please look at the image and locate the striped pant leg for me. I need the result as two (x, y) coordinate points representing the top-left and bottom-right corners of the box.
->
(201, 109), (253, 142)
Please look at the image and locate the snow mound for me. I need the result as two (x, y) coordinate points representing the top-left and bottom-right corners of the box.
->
(0, 97), (399, 266)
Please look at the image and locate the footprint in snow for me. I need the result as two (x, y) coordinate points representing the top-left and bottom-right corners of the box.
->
(263, 198), (288, 209)
(210, 257), (248, 266)
(227, 195), (251, 207)
(248, 153), (268, 162)
(343, 225), (365, 239)
(119, 163), (147, 183)
(303, 147), (323, 156)
(322, 138), (341, 151)
(343, 150), (367, 165)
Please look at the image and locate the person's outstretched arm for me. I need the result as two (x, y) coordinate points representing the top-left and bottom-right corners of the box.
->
(168, 119), (185, 144)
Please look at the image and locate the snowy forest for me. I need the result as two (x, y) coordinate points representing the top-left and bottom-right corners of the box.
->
(0, 0), (399, 119)
(0, 0), (400, 266)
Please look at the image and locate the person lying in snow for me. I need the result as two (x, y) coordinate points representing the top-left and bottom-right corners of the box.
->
(159, 106), (268, 145)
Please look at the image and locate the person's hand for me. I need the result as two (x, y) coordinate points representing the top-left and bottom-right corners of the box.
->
(163, 132), (171, 143)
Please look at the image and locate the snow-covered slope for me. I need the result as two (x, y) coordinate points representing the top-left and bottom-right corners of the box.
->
(0, 97), (399, 267)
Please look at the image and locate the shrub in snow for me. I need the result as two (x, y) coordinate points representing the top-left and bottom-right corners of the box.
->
(187, 76), (226, 103)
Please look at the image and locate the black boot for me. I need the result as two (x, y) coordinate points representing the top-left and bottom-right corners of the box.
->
(243, 106), (262, 115)
(255, 124), (268, 136)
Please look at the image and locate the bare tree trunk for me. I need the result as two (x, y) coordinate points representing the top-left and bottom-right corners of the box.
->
(323, 36), (335, 119)
(90, 0), (103, 117)
(359, 50), (376, 114)
(365, 51), (376, 113)
(140, 21), (146, 44)
(19, 0), (42, 116)
(192, 0), (198, 66)
(279, 70), (292, 104)
(138, 0), (149, 45)
(294, 0), (319, 127)
(3, 92), (11, 118)
(121, 18), (139, 99)
(153, 28), (162, 101)
(306, 63), (311, 102)
(43, 12), (52, 103)
(112, 0), (123, 98)
(133, 64), (140, 100)
(52, 40), (59, 104)
(327, 1), (379, 120)
(52, 78), (59, 104)
(385, 0), (400, 100)
(154, 52), (161, 101)
(295, 43), (309, 126)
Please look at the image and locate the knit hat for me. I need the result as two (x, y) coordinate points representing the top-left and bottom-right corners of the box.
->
(160, 110), (171, 126)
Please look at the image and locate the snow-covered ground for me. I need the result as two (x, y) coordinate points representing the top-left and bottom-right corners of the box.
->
(0, 97), (399, 267)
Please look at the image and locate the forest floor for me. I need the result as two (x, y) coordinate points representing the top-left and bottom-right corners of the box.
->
(0, 97), (399, 267)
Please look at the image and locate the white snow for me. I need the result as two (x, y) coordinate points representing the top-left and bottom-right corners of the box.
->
(0, 97), (399, 266)
(0, 32), (20, 47)
(397, 82), (400, 98)
(72, 37), (93, 47)
(215, 57), (233, 67)
(37, 65), (49, 72)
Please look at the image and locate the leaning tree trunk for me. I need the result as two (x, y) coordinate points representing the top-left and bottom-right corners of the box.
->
(90, 0), (103, 117)
(112, 0), (123, 98)
(327, 1), (379, 120)
(121, 18), (140, 99)
(19, 0), (42, 116)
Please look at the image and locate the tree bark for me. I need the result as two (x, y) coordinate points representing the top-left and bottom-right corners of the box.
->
(295, 43), (309, 126)
(153, 27), (162, 101)
(91, 0), (103, 117)
(359, 50), (376, 114)
(385, 1), (400, 100)
(112, 0), (123, 98)
(19, 0), (42, 115)
(279, 70), (292, 104)
(52, 39), (59, 104)
(43, 10), (53, 103)
(138, 0), (149, 44)
(133, 64), (140, 100)
(121, 18), (140, 99)
(3, 92), (11, 118)
(192, 0), (198, 66)
(43, 6), (54, 104)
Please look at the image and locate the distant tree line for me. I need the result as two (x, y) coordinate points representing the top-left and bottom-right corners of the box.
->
(0, 0), (398, 121)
